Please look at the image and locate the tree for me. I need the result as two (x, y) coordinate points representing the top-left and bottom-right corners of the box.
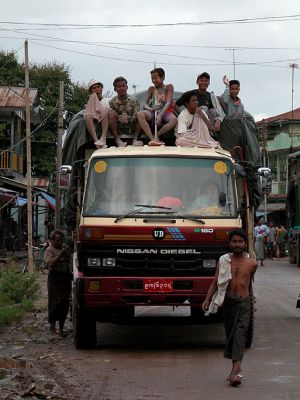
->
(0, 51), (88, 177)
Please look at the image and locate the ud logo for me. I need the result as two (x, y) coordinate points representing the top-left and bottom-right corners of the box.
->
(152, 228), (165, 240)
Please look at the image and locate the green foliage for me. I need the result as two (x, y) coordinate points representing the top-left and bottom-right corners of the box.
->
(0, 50), (24, 86)
(0, 268), (39, 329)
(0, 51), (88, 177)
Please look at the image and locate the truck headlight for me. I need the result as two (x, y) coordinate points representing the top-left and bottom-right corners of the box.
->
(203, 259), (216, 268)
(102, 258), (116, 267)
(87, 257), (101, 267)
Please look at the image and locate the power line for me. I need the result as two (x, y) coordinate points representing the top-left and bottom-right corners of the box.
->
(1, 28), (298, 68)
(1, 14), (300, 28)
(28, 40), (299, 68)
(3, 35), (300, 51)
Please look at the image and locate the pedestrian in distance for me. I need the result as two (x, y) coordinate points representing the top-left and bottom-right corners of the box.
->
(84, 79), (109, 149)
(43, 229), (72, 337)
(137, 67), (177, 146)
(202, 229), (257, 387)
(266, 221), (276, 259)
(254, 218), (268, 266)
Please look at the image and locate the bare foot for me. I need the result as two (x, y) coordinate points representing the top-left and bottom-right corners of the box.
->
(133, 140), (143, 147)
(94, 138), (107, 149)
(116, 139), (127, 147)
(228, 374), (242, 387)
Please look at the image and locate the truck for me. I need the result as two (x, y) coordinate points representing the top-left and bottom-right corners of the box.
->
(286, 150), (300, 267)
(60, 142), (271, 349)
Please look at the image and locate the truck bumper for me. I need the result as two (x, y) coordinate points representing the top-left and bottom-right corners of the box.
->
(74, 276), (213, 307)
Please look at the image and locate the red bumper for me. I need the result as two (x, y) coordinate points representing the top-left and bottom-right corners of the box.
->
(75, 276), (214, 307)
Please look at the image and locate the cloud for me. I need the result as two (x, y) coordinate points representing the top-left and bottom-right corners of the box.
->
(1, 0), (300, 118)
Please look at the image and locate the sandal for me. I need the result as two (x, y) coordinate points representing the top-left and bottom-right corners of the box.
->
(149, 140), (164, 146)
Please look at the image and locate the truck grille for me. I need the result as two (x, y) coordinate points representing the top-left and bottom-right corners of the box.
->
(79, 244), (229, 277)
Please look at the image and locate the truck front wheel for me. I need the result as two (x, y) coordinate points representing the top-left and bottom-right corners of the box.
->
(73, 305), (97, 349)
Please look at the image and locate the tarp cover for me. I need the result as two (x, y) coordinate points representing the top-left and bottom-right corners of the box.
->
(216, 113), (262, 208)
(62, 111), (98, 166)
(217, 113), (261, 168)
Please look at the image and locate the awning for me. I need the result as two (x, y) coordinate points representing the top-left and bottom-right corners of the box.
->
(0, 187), (27, 207)
(256, 202), (286, 217)
(40, 192), (56, 209)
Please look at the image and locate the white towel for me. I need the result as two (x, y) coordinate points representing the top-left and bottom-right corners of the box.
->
(208, 253), (232, 314)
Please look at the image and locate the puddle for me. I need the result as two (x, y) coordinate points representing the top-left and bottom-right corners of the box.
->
(0, 357), (32, 370)
(0, 368), (10, 379)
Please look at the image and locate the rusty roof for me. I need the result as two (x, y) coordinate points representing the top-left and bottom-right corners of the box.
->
(256, 107), (300, 125)
(0, 86), (39, 110)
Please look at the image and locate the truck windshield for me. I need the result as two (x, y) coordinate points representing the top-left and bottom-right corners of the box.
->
(82, 156), (237, 218)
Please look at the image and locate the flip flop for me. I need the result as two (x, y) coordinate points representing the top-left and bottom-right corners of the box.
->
(149, 140), (164, 146)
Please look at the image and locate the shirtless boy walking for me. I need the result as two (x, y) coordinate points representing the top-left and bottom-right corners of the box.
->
(202, 229), (257, 387)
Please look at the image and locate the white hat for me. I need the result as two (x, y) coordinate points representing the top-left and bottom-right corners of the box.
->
(87, 79), (103, 91)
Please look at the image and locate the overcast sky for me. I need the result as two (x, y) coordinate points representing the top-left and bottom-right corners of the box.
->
(1, 0), (300, 120)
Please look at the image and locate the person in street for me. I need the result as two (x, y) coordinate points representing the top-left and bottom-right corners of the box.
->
(275, 225), (287, 258)
(43, 229), (72, 337)
(266, 221), (276, 259)
(84, 79), (109, 149)
(202, 229), (257, 387)
(254, 219), (268, 266)
(175, 72), (222, 133)
(137, 67), (177, 145)
(220, 76), (245, 118)
(109, 76), (142, 147)
(175, 90), (219, 148)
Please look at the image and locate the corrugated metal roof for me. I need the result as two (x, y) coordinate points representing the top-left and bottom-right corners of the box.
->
(256, 107), (300, 125)
(0, 86), (38, 109)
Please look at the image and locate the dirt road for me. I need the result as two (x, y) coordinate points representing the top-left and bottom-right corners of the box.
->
(1, 257), (300, 399)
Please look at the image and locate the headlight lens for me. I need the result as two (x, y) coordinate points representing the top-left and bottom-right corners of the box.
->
(203, 259), (216, 268)
(87, 257), (101, 267)
(102, 258), (116, 267)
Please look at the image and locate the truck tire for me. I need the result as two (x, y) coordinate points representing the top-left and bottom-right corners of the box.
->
(73, 305), (97, 349)
(245, 292), (255, 349)
(296, 237), (300, 267)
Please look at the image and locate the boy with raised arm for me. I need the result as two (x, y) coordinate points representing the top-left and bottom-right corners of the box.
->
(221, 76), (245, 118)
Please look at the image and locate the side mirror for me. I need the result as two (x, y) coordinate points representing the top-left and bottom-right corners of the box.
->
(59, 165), (72, 190)
(219, 192), (227, 207)
(257, 167), (272, 195)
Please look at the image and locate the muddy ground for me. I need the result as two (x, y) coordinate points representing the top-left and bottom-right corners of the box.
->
(0, 273), (82, 400)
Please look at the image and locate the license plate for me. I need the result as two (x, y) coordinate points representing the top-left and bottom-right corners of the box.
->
(144, 279), (173, 292)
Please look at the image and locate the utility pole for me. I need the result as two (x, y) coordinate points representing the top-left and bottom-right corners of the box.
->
(25, 40), (34, 273)
(262, 119), (268, 222)
(225, 48), (240, 79)
(55, 81), (64, 230)
(289, 62), (299, 147)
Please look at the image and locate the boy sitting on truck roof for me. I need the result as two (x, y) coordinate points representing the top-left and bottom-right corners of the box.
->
(175, 72), (222, 133)
(84, 79), (109, 149)
(137, 67), (177, 146)
(175, 91), (219, 148)
(109, 76), (142, 147)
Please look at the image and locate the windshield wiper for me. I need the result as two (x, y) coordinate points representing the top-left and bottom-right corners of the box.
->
(178, 215), (205, 224)
(114, 204), (174, 223)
